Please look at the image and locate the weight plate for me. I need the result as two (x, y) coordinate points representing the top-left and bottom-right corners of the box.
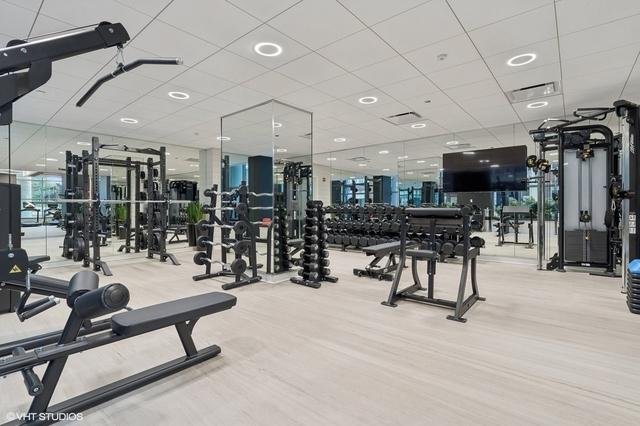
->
(231, 258), (247, 275)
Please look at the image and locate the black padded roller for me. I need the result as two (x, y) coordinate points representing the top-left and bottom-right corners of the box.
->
(67, 271), (99, 308)
(73, 283), (130, 320)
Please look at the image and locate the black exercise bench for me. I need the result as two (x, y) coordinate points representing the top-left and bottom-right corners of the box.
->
(354, 241), (415, 281)
(0, 266), (237, 424)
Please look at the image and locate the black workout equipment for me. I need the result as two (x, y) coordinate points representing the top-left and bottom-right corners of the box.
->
(382, 207), (485, 322)
(496, 206), (534, 249)
(353, 241), (415, 281)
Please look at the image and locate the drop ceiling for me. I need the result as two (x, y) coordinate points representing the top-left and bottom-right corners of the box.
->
(1, 0), (639, 162)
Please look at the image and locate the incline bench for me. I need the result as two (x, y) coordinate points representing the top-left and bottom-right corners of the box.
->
(353, 241), (416, 281)
(0, 264), (237, 424)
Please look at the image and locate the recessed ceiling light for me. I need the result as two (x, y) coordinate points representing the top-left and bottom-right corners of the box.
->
(120, 117), (138, 124)
(527, 101), (548, 109)
(254, 42), (283, 57)
(273, 122), (282, 128)
(165, 152), (171, 156)
(276, 148), (287, 153)
(334, 137), (346, 142)
(189, 164), (199, 167)
(358, 96), (378, 105)
(439, 168), (444, 171)
(217, 136), (230, 141)
(445, 140), (459, 146)
(168, 91), (190, 100)
(194, 175), (200, 178)
(168, 168), (176, 171)
(407, 171), (414, 175)
(382, 168), (390, 171)
(349, 176), (356, 179)
(463, 151), (475, 155)
(77, 141), (91, 146)
(479, 159), (490, 163)
(507, 53), (537, 67)
(429, 163), (438, 167)
(397, 155), (408, 160)
(416, 160), (426, 164)
(490, 164), (500, 168)
(58, 151), (64, 154)
(326, 157), (337, 161)
(378, 150), (389, 154)
(358, 163), (367, 167)
(45, 158), (58, 162)
(411, 123), (426, 129)
(35, 163), (46, 167)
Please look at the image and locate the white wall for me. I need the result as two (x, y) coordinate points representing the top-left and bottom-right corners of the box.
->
(312, 163), (331, 205)
(198, 148), (220, 200)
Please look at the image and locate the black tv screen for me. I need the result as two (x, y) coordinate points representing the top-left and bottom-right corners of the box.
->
(443, 145), (527, 192)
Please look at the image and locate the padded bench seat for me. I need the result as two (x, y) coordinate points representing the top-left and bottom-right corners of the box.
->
(406, 249), (438, 260)
(287, 238), (304, 247)
(362, 241), (402, 256)
(111, 292), (237, 337)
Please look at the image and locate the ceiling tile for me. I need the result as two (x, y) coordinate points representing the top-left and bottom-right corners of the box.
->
(428, 59), (493, 89)
(314, 73), (373, 98)
(242, 71), (305, 98)
(562, 43), (640, 79)
(168, 68), (236, 97)
(379, 76), (439, 100)
(404, 34), (480, 75)
(494, 62), (561, 92)
(113, 0), (173, 17)
(484, 38), (559, 77)
(195, 50), (269, 84)
(193, 97), (243, 116)
(269, 0), (365, 50)
(511, 94), (564, 122)
(317, 29), (397, 72)
(560, 14), (640, 61)
(216, 85), (271, 109)
(468, 5), (556, 57)
(226, 24), (310, 69)
(556, 0), (640, 36)
(372, 0), (463, 54)
(0, 1), (36, 38)
(227, 0), (300, 21)
(563, 66), (629, 96)
(278, 87), (336, 109)
(277, 53), (344, 85)
(159, 0), (260, 46)
(445, 79), (503, 103)
(353, 56), (420, 87)
(339, 0), (429, 26)
(466, 103), (520, 127)
(448, 0), (553, 31)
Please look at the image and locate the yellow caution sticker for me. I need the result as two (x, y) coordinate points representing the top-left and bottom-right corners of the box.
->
(9, 265), (22, 274)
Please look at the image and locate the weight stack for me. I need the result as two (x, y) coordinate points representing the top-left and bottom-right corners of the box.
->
(627, 259), (640, 314)
(273, 206), (290, 273)
(290, 200), (338, 288)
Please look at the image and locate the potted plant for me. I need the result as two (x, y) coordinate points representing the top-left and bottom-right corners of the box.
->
(114, 204), (127, 239)
(185, 201), (204, 247)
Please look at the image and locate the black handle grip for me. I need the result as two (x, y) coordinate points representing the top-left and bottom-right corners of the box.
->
(12, 347), (43, 396)
(18, 297), (58, 321)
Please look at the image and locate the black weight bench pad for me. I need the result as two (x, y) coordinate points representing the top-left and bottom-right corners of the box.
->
(406, 249), (438, 260)
(362, 241), (402, 256)
(288, 239), (304, 248)
(111, 292), (237, 338)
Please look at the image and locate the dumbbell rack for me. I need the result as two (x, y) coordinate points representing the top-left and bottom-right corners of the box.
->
(291, 200), (338, 289)
(273, 203), (290, 273)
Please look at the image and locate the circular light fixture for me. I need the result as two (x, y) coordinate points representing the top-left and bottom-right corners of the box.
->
(507, 53), (537, 67)
(194, 175), (200, 178)
(416, 160), (426, 164)
(397, 155), (408, 160)
(217, 136), (230, 141)
(358, 96), (378, 105)
(334, 137), (346, 142)
(168, 168), (176, 171)
(407, 171), (414, 175)
(490, 164), (500, 168)
(463, 151), (476, 155)
(120, 117), (138, 124)
(273, 122), (282, 128)
(349, 176), (356, 179)
(189, 164), (199, 168)
(382, 168), (390, 171)
(378, 150), (389, 154)
(276, 148), (287, 153)
(479, 159), (490, 163)
(411, 123), (426, 129)
(35, 163), (46, 167)
(58, 151), (64, 154)
(430, 163), (439, 167)
(45, 158), (58, 162)
(254, 42), (283, 57)
(527, 101), (548, 109)
(445, 140), (459, 146)
(358, 163), (367, 167)
(326, 157), (337, 161)
(168, 91), (190, 100)
(77, 141), (91, 146)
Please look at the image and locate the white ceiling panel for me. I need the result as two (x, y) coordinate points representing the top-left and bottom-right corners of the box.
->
(339, 0), (429, 26)
(269, 0), (364, 50)
(194, 97), (243, 116)
(511, 94), (564, 122)
(353, 56), (420, 87)
(562, 44), (640, 79)
(428, 59), (493, 89)
(226, 24), (310, 69)
(113, 0), (173, 17)
(242, 71), (305, 98)
(314, 73), (373, 98)
(448, 0), (552, 31)
(0, 1), (36, 38)
(559, 14), (640, 60)
(159, 0), (260, 46)
(556, 0), (640, 36)
(195, 50), (269, 84)
(317, 29), (397, 72)
(28, 14), (78, 39)
(227, 0), (301, 21)
(563, 66), (629, 95)
(445, 79), (504, 103)
(372, 0), (463, 54)
(276, 53), (344, 85)
(404, 34), (481, 75)
(379, 76), (439, 100)
(494, 62), (561, 92)
(466, 103), (520, 127)
(216, 85), (271, 109)
(167, 68), (236, 97)
(484, 38), (559, 77)
(468, 5), (556, 57)
(128, 20), (219, 67)
(278, 87), (335, 109)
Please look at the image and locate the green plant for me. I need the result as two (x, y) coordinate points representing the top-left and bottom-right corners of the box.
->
(185, 202), (204, 224)
(114, 204), (127, 222)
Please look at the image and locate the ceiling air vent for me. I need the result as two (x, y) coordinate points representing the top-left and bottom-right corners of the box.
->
(383, 111), (422, 125)
(506, 82), (560, 103)
(445, 143), (473, 151)
(347, 156), (369, 162)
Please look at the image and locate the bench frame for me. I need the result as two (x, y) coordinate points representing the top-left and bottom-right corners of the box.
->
(353, 241), (410, 281)
(0, 292), (234, 425)
(382, 209), (485, 322)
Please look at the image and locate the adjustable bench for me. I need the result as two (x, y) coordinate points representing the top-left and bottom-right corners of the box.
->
(0, 270), (237, 424)
(353, 241), (415, 281)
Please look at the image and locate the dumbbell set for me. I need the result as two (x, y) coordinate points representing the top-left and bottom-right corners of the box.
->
(291, 200), (338, 289)
(273, 207), (291, 273)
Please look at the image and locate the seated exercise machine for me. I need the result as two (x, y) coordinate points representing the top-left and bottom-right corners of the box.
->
(0, 248), (236, 424)
(496, 206), (534, 249)
(382, 207), (485, 322)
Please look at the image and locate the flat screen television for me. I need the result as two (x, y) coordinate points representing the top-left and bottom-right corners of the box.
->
(442, 145), (527, 192)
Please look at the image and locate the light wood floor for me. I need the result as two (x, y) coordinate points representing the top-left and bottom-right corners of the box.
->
(1, 250), (639, 425)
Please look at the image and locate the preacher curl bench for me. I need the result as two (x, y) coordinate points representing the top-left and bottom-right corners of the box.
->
(0, 248), (236, 425)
